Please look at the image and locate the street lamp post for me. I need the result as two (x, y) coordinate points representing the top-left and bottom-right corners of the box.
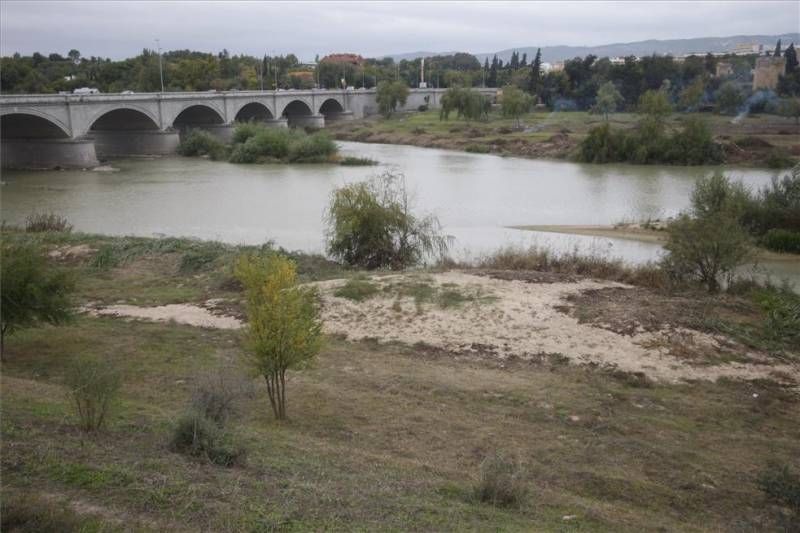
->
(156, 39), (165, 93)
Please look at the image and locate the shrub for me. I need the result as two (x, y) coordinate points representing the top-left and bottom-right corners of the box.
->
(24, 212), (72, 233)
(474, 451), (527, 507)
(1, 241), (73, 355)
(170, 411), (245, 466)
(465, 144), (490, 154)
(339, 156), (378, 166)
(756, 289), (800, 347)
(662, 212), (751, 292)
(64, 357), (122, 432)
(287, 131), (337, 163)
(177, 130), (226, 160)
(334, 278), (380, 301)
(758, 463), (800, 526)
(325, 171), (450, 269)
(190, 370), (254, 427)
(1, 492), (99, 532)
(766, 149), (795, 169)
(761, 228), (800, 253)
(235, 253), (322, 420)
(417, 104), (429, 112)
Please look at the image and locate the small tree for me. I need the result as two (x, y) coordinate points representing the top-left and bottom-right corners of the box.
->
(1, 241), (73, 357)
(663, 173), (752, 292)
(501, 85), (533, 128)
(638, 89), (672, 123)
(594, 81), (623, 121)
(678, 77), (706, 111)
(376, 81), (409, 117)
(235, 254), (322, 421)
(777, 98), (800, 125)
(715, 81), (744, 115)
(325, 171), (450, 269)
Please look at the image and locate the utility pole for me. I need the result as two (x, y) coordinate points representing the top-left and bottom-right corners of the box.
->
(156, 39), (165, 92)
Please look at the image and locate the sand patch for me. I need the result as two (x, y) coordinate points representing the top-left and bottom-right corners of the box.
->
(48, 244), (95, 260)
(312, 272), (798, 384)
(86, 302), (242, 330)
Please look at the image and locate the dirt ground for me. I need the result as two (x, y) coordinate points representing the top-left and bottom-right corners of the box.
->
(311, 272), (799, 385)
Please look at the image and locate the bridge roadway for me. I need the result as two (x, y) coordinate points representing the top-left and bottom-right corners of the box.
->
(0, 88), (498, 168)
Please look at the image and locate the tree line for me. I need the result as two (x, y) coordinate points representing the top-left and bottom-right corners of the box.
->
(2, 42), (798, 111)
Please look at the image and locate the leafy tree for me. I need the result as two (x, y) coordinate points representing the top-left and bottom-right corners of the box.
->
(593, 81), (623, 120)
(501, 85), (533, 127)
(715, 81), (743, 115)
(325, 171), (449, 269)
(439, 87), (489, 122)
(375, 80), (409, 117)
(663, 173), (752, 292)
(235, 253), (322, 420)
(1, 241), (73, 356)
(678, 76), (706, 111)
(638, 89), (672, 121)
(777, 98), (800, 124)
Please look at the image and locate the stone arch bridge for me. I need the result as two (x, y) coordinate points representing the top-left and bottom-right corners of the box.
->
(1, 88), (497, 168)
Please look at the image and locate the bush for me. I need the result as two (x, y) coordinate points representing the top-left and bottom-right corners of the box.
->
(24, 212), (72, 233)
(177, 130), (226, 160)
(761, 228), (800, 253)
(190, 370), (254, 427)
(766, 149), (795, 169)
(465, 144), (490, 154)
(663, 212), (751, 292)
(417, 104), (429, 112)
(64, 357), (122, 432)
(756, 289), (800, 347)
(334, 278), (380, 301)
(1, 241), (73, 355)
(287, 131), (337, 163)
(170, 411), (245, 466)
(758, 463), (800, 526)
(474, 451), (527, 507)
(339, 156), (378, 166)
(1, 492), (100, 532)
(325, 171), (450, 269)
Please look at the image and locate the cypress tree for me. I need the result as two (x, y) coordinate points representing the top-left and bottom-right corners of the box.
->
(529, 48), (542, 94)
(784, 43), (798, 73)
(489, 55), (499, 87)
(520, 53), (527, 67)
(774, 39), (782, 57)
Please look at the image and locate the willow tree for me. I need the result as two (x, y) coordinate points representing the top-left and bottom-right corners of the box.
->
(235, 253), (322, 420)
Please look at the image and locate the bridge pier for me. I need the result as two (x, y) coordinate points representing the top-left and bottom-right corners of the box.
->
(323, 110), (354, 123)
(1, 138), (99, 169)
(264, 118), (289, 128)
(91, 130), (180, 159)
(288, 114), (325, 129)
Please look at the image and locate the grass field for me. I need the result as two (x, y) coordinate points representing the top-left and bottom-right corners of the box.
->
(2, 231), (799, 531)
(328, 109), (800, 166)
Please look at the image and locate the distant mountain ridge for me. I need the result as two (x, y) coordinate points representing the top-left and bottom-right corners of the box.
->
(386, 33), (800, 64)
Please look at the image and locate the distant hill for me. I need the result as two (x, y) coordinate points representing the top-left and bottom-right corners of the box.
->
(386, 33), (800, 64)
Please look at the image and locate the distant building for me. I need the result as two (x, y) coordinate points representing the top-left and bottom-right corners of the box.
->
(320, 53), (365, 66)
(753, 56), (786, 90)
(609, 56), (627, 65)
(715, 62), (734, 78)
(73, 87), (99, 95)
(732, 42), (764, 56)
(550, 61), (565, 72)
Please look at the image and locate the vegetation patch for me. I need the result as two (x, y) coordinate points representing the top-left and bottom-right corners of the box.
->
(333, 278), (381, 301)
(24, 212), (73, 233)
(339, 156), (378, 166)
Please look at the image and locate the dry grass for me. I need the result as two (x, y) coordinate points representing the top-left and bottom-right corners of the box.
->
(1, 231), (798, 531)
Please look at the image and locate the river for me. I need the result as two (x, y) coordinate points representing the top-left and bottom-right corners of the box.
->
(2, 141), (798, 286)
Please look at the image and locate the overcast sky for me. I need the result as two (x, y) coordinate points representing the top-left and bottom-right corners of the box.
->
(1, 1), (797, 60)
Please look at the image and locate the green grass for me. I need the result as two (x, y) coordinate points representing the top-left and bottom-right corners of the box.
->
(334, 278), (381, 301)
(1, 230), (798, 531)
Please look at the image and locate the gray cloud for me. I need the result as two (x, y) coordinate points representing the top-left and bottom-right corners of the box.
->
(1, 0), (797, 60)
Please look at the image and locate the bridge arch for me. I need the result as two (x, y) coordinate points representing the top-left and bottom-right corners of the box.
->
(280, 99), (314, 128)
(234, 101), (275, 122)
(87, 106), (160, 133)
(0, 110), (71, 139)
(171, 103), (226, 130)
(318, 98), (346, 121)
